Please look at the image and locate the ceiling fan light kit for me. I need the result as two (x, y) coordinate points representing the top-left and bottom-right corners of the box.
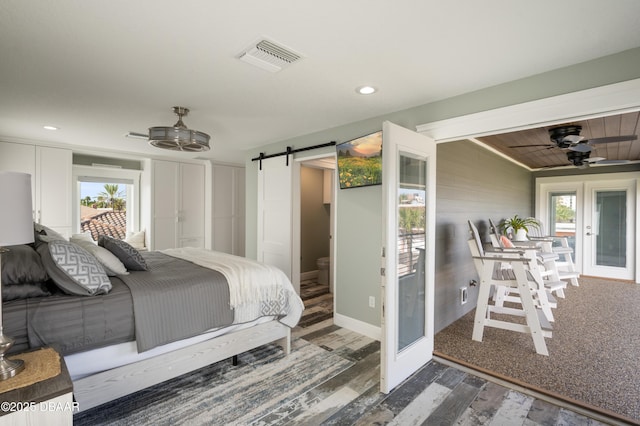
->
(148, 106), (211, 152)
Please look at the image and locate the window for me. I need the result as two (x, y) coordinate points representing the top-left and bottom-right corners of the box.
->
(549, 191), (576, 252)
(73, 165), (140, 241)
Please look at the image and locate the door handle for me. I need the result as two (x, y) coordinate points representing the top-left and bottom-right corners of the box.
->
(585, 232), (592, 236)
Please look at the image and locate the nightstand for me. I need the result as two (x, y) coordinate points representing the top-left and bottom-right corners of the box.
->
(0, 347), (74, 426)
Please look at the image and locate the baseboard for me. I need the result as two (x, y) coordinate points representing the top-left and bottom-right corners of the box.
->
(300, 270), (319, 281)
(334, 313), (381, 341)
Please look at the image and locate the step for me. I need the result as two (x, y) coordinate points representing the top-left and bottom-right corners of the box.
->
(544, 280), (567, 292)
(536, 309), (553, 331)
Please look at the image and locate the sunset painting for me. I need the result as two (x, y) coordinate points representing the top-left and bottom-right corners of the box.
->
(336, 131), (382, 189)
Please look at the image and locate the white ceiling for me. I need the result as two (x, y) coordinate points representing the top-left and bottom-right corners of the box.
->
(1, 1), (639, 164)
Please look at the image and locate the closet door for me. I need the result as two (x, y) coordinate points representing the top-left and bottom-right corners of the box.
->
(0, 143), (71, 236)
(212, 165), (235, 253)
(212, 164), (245, 255)
(153, 160), (179, 250)
(179, 163), (205, 248)
(36, 147), (72, 235)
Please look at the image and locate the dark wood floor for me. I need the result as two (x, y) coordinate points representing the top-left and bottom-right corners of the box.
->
(293, 278), (620, 425)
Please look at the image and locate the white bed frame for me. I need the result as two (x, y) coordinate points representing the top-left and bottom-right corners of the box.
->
(73, 321), (291, 412)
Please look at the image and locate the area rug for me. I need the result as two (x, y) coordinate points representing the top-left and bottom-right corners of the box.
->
(73, 339), (354, 425)
(434, 277), (640, 424)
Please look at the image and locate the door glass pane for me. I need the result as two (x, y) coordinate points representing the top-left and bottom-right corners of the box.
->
(595, 190), (626, 267)
(397, 153), (426, 352)
(549, 192), (576, 252)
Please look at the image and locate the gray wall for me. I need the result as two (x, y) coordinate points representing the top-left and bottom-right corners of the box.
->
(245, 47), (640, 331)
(435, 140), (532, 332)
(335, 184), (382, 326)
(300, 166), (330, 273)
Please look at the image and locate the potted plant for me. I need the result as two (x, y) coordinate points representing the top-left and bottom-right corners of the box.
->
(501, 215), (539, 241)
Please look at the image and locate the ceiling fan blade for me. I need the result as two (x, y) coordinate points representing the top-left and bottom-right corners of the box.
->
(587, 135), (638, 144)
(568, 143), (592, 153)
(584, 156), (606, 163)
(563, 134), (584, 144)
(592, 159), (630, 165)
(508, 144), (554, 148)
(126, 132), (149, 140)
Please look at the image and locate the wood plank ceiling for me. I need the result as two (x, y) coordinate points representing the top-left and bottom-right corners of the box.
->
(474, 111), (640, 170)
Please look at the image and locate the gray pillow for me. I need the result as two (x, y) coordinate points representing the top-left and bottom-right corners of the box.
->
(1, 245), (48, 285)
(37, 241), (112, 296)
(98, 235), (147, 271)
(34, 223), (66, 243)
(69, 235), (129, 276)
(2, 283), (51, 301)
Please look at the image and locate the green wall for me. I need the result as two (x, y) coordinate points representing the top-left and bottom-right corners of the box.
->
(245, 47), (640, 329)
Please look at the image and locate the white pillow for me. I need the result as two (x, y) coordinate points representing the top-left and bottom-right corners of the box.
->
(71, 233), (95, 244)
(124, 230), (146, 250)
(70, 236), (129, 276)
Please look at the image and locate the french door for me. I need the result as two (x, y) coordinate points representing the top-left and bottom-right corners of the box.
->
(537, 174), (638, 282)
(381, 121), (436, 393)
(583, 180), (636, 280)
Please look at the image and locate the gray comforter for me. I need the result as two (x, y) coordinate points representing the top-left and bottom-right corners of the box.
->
(120, 252), (234, 352)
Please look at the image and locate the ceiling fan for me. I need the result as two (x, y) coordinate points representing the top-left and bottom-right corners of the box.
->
(510, 124), (636, 168)
(549, 125), (637, 167)
(548, 125), (637, 151)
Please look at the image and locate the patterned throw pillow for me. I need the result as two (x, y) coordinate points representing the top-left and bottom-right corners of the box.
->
(37, 240), (112, 296)
(98, 235), (148, 271)
(70, 235), (129, 276)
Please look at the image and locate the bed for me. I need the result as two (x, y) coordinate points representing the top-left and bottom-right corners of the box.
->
(1, 227), (304, 412)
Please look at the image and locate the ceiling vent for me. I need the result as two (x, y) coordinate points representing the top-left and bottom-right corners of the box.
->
(238, 39), (302, 72)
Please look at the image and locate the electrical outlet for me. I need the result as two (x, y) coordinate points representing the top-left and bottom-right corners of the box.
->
(460, 287), (468, 305)
(369, 296), (375, 308)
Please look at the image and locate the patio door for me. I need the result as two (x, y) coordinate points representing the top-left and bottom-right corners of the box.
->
(583, 180), (636, 280)
(381, 121), (436, 393)
(538, 175), (637, 282)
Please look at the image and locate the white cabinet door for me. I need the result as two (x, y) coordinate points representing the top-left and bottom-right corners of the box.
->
(152, 160), (206, 250)
(0, 142), (71, 237)
(179, 162), (205, 248)
(213, 165), (235, 254)
(0, 142), (37, 212)
(153, 160), (179, 250)
(36, 146), (72, 235)
(212, 164), (245, 255)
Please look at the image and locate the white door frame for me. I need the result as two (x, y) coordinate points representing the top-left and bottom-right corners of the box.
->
(583, 178), (636, 280)
(536, 173), (639, 283)
(292, 153), (338, 297)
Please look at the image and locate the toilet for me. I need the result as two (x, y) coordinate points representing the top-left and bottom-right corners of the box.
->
(317, 257), (330, 287)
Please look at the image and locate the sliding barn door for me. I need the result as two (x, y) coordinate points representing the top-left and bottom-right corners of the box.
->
(257, 157), (292, 280)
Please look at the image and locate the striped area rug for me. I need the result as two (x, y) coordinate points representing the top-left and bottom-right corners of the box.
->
(74, 339), (354, 425)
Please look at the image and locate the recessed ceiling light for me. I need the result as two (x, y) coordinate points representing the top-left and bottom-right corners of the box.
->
(356, 86), (377, 95)
(43, 125), (59, 130)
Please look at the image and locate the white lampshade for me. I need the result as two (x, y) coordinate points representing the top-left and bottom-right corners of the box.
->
(0, 172), (34, 246)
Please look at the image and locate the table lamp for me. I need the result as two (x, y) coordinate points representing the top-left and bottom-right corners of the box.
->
(0, 172), (34, 380)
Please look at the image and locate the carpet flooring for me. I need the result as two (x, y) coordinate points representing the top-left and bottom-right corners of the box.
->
(434, 276), (640, 424)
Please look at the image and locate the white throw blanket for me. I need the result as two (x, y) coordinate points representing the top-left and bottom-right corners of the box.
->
(161, 248), (303, 327)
